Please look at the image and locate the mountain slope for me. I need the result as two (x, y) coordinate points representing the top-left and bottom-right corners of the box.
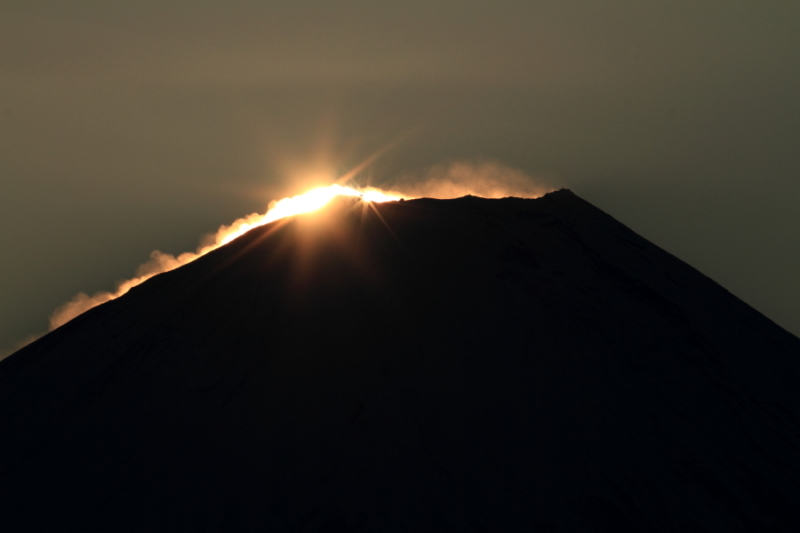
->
(2, 190), (800, 531)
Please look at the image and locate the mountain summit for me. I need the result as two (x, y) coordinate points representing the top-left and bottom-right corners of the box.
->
(2, 190), (800, 531)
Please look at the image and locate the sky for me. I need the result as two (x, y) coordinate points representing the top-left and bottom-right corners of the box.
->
(1, 1), (799, 354)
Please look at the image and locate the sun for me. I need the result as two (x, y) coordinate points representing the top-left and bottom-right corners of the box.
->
(219, 184), (407, 246)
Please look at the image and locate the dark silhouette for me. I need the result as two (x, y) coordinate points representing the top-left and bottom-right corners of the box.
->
(2, 190), (799, 531)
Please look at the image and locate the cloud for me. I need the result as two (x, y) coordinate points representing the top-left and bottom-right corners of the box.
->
(389, 159), (553, 200)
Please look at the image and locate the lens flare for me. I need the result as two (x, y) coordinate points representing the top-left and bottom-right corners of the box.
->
(49, 184), (408, 330)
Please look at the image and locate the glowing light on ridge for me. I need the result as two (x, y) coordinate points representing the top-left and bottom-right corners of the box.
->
(219, 184), (406, 246)
(49, 184), (408, 330)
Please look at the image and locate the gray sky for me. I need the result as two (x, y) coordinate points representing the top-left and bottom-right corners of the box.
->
(2, 1), (799, 353)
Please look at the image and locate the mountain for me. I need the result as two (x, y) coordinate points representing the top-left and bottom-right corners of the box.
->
(2, 190), (800, 532)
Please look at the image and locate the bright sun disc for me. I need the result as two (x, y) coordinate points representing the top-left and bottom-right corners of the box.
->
(219, 184), (406, 245)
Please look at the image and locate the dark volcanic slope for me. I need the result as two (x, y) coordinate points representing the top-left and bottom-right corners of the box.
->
(2, 191), (800, 532)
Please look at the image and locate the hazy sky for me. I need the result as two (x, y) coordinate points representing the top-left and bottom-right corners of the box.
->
(2, 1), (799, 353)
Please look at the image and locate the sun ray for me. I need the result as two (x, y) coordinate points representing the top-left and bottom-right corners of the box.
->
(368, 201), (406, 251)
(333, 128), (414, 188)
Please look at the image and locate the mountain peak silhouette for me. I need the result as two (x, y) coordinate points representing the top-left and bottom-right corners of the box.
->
(2, 190), (799, 531)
